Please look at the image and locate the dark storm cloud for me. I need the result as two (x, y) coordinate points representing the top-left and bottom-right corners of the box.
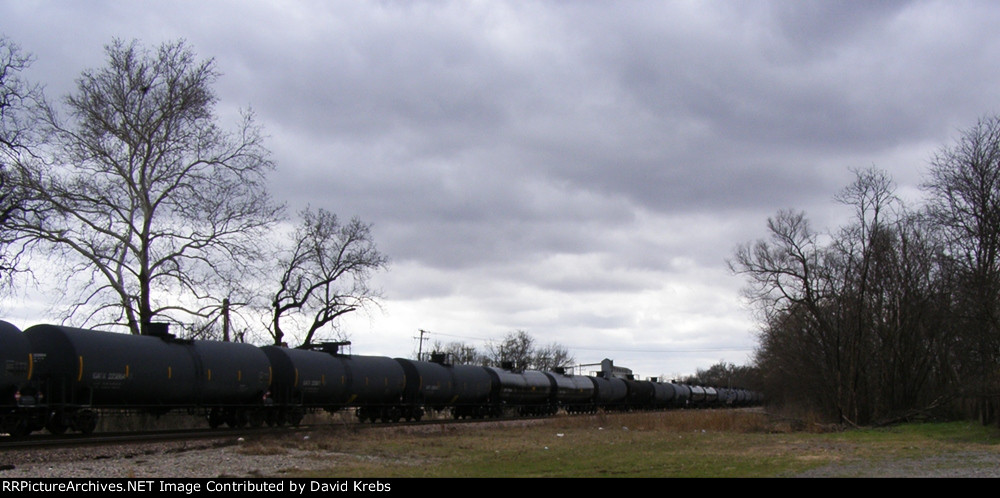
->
(765, 0), (916, 55)
(234, 0), (977, 233)
(6, 1), (1000, 374)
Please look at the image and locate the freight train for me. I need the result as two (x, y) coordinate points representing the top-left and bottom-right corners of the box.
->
(0, 320), (762, 437)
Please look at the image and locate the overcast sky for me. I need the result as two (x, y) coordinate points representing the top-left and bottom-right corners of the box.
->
(3, 0), (999, 379)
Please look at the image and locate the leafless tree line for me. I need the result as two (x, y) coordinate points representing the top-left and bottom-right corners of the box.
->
(733, 117), (1000, 425)
(678, 361), (761, 390)
(427, 330), (575, 371)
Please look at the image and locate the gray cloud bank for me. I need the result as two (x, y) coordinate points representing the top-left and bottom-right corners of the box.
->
(3, 1), (999, 377)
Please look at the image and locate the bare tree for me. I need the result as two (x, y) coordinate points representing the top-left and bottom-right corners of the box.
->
(731, 209), (844, 417)
(828, 167), (898, 424)
(485, 330), (535, 369)
(270, 207), (389, 347)
(483, 330), (575, 370)
(0, 36), (42, 155)
(736, 168), (957, 424)
(730, 209), (830, 324)
(427, 340), (483, 365)
(13, 39), (282, 334)
(924, 115), (1000, 423)
(532, 342), (574, 371)
(679, 361), (760, 390)
(0, 36), (44, 289)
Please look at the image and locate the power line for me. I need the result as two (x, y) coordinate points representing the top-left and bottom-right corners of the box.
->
(570, 346), (754, 354)
(418, 330), (752, 354)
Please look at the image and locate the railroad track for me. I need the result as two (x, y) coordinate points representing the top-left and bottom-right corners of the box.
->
(0, 425), (312, 450)
(0, 411), (552, 450)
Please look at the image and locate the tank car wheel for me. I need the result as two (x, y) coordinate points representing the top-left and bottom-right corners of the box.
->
(248, 410), (265, 428)
(11, 420), (30, 437)
(237, 410), (249, 427)
(386, 407), (401, 423)
(2, 416), (30, 438)
(286, 408), (304, 427)
(358, 408), (377, 423)
(45, 412), (69, 435)
(46, 419), (68, 435)
(74, 410), (98, 435)
(225, 409), (249, 428)
(208, 408), (224, 429)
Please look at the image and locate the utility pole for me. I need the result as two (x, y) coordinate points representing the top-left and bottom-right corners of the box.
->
(416, 329), (429, 361)
(222, 298), (230, 342)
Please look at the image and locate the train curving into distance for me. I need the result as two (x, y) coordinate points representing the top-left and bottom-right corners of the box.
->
(0, 320), (762, 436)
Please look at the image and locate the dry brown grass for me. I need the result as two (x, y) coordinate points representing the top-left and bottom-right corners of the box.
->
(265, 408), (813, 477)
(548, 408), (774, 433)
